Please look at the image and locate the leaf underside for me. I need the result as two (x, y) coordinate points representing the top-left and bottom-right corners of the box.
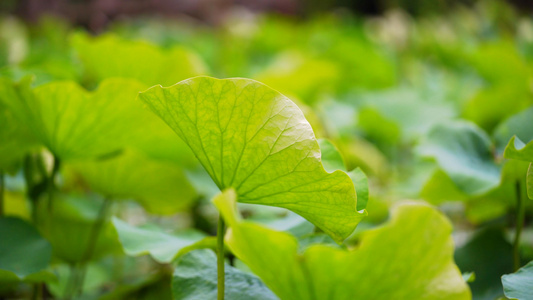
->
(139, 76), (365, 242)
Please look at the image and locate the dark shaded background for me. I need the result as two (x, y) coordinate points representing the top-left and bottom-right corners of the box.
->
(1, 0), (532, 32)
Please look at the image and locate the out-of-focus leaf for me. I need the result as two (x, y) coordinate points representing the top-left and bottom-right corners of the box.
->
(252, 211), (314, 238)
(0, 217), (54, 283)
(69, 150), (197, 215)
(493, 107), (533, 156)
(417, 121), (501, 195)
(100, 273), (172, 300)
(3, 190), (31, 220)
(348, 167), (369, 211)
(139, 76), (366, 242)
(469, 42), (531, 86)
(0, 78), (38, 169)
(463, 85), (531, 132)
(318, 139), (345, 173)
(501, 260), (533, 300)
(464, 42), (532, 131)
(526, 163), (533, 200)
(463, 182), (516, 224)
(112, 217), (212, 264)
(504, 136), (533, 163)
(318, 139), (369, 210)
(172, 249), (278, 300)
(358, 89), (456, 144)
(463, 272), (476, 283)
(455, 228), (513, 300)
(420, 169), (468, 204)
(214, 189), (470, 300)
(37, 195), (122, 263)
(255, 51), (340, 103)
(0, 17), (28, 66)
(47, 262), (112, 299)
(72, 32), (206, 86)
(0, 78), (147, 161)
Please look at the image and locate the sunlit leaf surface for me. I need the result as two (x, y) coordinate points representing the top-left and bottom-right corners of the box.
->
(139, 76), (365, 242)
(214, 189), (470, 300)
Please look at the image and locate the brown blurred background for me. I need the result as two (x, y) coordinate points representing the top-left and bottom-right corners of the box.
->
(2, 0), (532, 32)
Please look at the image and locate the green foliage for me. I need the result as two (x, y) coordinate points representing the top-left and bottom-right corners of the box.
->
(172, 249), (277, 300)
(2, 3), (533, 298)
(526, 163), (533, 200)
(214, 189), (470, 300)
(72, 32), (206, 86)
(69, 150), (197, 214)
(0, 78), (37, 169)
(0, 217), (54, 282)
(0, 78), (147, 160)
(455, 228), (514, 300)
(501, 260), (533, 300)
(112, 217), (212, 264)
(139, 76), (366, 242)
(37, 195), (122, 263)
(504, 136), (533, 163)
(418, 121), (501, 195)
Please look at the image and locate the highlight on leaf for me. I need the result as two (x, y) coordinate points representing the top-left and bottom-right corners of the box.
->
(138, 76), (366, 242)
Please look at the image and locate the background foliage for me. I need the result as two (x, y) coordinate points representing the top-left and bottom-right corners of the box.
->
(0, 0), (532, 299)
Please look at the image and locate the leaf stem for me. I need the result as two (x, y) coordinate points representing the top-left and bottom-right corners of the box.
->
(0, 171), (4, 217)
(217, 215), (225, 300)
(513, 180), (525, 271)
(47, 156), (60, 212)
(77, 198), (112, 295)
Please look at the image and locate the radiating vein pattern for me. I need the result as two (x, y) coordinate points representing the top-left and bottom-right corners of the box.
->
(139, 76), (365, 241)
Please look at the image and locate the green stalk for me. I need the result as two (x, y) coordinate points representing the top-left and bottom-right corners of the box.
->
(217, 216), (225, 300)
(513, 180), (525, 271)
(0, 171), (4, 217)
(76, 198), (112, 296)
(47, 157), (60, 212)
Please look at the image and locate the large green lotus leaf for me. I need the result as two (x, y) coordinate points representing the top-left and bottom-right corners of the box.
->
(0, 217), (54, 283)
(417, 121), (501, 195)
(112, 217), (212, 264)
(0, 78), (38, 169)
(37, 194), (122, 263)
(139, 76), (366, 242)
(493, 107), (533, 156)
(71, 32), (206, 86)
(69, 150), (197, 215)
(0, 78), (147, 160)
(1, 77), (194, 164)
(501, 260), (533, 300)
(214, 189), (470, 300)
(172, 249), (278, 300)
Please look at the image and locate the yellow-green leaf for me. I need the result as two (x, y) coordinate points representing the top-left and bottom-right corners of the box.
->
(139, 76), (365, 242)
(213, 189), (471, 300)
